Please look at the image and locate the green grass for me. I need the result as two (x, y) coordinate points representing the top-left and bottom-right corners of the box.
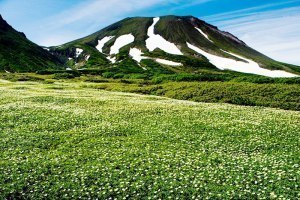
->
(0, 80), (299, 199)
(82, 80), (300, 111)
(1, 72), (300, 111)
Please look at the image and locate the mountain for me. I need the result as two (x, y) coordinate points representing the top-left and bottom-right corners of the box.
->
(51, 15), (299, 77)
(0, 15), (63, 72)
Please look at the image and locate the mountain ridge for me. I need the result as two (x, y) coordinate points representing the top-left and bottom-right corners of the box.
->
(0, 14), (63, 72)
(49, 15), (299, 77)
(0, 14), (299, 76)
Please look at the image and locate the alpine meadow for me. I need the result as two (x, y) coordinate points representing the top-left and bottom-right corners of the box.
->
(0, 0), (300, 199)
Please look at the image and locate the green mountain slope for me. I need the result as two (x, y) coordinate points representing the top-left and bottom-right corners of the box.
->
(50, 15), (299, 77)
(0, 15), (63, 72)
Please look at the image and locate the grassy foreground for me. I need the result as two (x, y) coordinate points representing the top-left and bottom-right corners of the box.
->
(0, 80), (299, 199)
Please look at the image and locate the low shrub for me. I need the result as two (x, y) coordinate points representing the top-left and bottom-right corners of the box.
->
(53, 73), (76, 79)
(102, 72), (114, 78)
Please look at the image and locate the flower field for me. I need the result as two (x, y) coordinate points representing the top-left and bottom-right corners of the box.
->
(0, 81), (299, 199)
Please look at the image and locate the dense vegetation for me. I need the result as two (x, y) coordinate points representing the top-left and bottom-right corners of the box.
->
(0, 80), (299, 199)
(0, 15), (63, 72)
(1, 72), (300, 111)
(84, 81), (300, 111)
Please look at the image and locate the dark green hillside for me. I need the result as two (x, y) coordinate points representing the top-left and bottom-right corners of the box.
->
(49, 15), (299, 76)
(155, 16), (298, 72)
(0, 15), (63, 72)
(51, 44), (110, 69)
(62, 17), (153, 53)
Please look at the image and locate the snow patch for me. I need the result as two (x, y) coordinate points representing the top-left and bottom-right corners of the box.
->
(43, 48), (50, 51)
(96, 36), (114, 53)
(129, 47), (181, 68)
(129, 48), (148, 70)
(129, 48), (149, 62)
(85, 55), (90, 61)
(187, 42), (298, 78)
(107, 56), (116, 63)
(146, 17), (183, 55)
(66, 68), (72, 71)
(155, 58), (182, 66)
(195, 27), (214, 43)
(75, 48), (83, 58)
(110, 34), (135, 55)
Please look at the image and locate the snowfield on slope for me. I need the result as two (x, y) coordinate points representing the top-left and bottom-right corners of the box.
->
(110, 34), (135, 55)
(129, 48), (149, 62)
(129, 48), (182, 66)
(106, 56), (116, 64)
(85, 55), (90, 61)
(75, 48), (83, 58)
(195, 27), (214, 43)
(187, 42), (298, 78)
(96, 36), (114, 53)
(129, 48), (147, 70)
(155, 58), (182, 66)
(146, 17), (183, 55)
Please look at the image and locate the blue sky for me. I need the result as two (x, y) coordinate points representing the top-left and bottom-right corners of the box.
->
(0, 0), (300, 65)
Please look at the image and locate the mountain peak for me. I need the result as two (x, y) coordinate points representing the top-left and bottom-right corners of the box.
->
(0, 15), (11, 30)
(0, 15), (63, 72)
(0, 14), (8, 24)
(51, 15), (299, 77)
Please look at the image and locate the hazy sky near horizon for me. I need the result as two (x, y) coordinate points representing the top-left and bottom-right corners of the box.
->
(0, 0), (300, 65)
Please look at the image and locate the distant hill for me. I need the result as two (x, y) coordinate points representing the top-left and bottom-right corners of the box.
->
(0, 15), (63, 72)
(49, 15), (299, 77)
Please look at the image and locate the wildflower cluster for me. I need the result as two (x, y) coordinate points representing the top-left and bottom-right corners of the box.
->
(0, 81), (299, 199)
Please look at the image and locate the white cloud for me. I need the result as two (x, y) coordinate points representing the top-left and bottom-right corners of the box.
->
(169, 0), (215, 11)
(48, 0), (162, 27)
(35, 0), (166, 46)
(203, 0), (299, 22)
(36, 0), (207, 46)
(29, 0), (214, 46)
(203, 6), (300, 65)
